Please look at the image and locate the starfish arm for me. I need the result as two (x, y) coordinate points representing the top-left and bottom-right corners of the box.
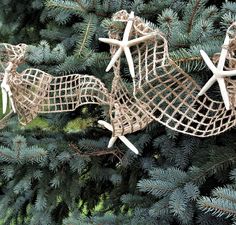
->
(99, 38), (121, 46)
(8, 89), (16, 113)
(106, 47), (123, 72)
(108, 137), (118, 148)
(123, 11), (134, 42)
(98, 120), (139, 154)
(9, 96), (16, 113)
(219, 70), (236, 77)
(218, 77), (230, 110)
(1, 62), (14, 114)
(215, 34), (230, 109)
(1, 87), (8, 114)
(119, 136), (139, 154)
(98, 120), (112, 130)
(200, 50), (218, 74)
(2, 71), (10, 85)
(5, 62), (13, 74)
(198, 76), (217, 96)
(217, 34), (230, 70)
(124, 46), (135, 78)
(127, 33), (157, 47)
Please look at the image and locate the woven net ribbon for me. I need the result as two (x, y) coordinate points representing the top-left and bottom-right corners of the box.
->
(109, 10), (236, 137)
(1, 11), (236, 138)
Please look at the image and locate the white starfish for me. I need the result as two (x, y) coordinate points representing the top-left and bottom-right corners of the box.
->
(98, 120), (139, 154)
(1, 62), (16, 114)
(198, 23), (236, 110)
(99, 11), (156, 78)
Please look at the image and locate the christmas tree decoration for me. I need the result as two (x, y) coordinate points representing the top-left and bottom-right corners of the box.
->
(1, 62), (16, 113)
(2, 1), (236, 224)
(2, 10), (236, 154)
(0, 43), (27, 64)
(0, 43), (28, 114)
(99, 11), (157, 78)
(105, 10), (236, 138)
(198, 22), (236, 110)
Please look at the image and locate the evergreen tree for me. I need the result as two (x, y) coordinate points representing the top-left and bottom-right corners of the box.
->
(0, 0), (236, 225)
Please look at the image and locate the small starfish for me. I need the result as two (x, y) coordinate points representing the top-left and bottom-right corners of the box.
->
(98, 120), (139, 154)
(198, 34), (236, 110)
(198, 23), (236, 110)
(1, 62), (16, 114)
(99, 11), (157, 78)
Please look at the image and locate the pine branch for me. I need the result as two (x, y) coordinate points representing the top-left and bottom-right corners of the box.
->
(0, 110), (14, 129)
(77, 17), (93, 56)
(198, 197), (236, 219)
(69, 143), (123, 161)
(187, 0), (202, 33)
(191, 152), (236, 185)
(74, 0), (87, 12)
(173, 56), (202, 68)
(74, 14), (97, 57)
(46, 0), (87, 15)
(213, 188), (236, 204)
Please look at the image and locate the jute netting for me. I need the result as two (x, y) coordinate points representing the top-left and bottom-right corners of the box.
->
(13, 70), (110, 125)
(1, 10), (236, 138)
(0, 44), (109, 125)
(0, 43), (27, 78)
(110, 10), (236, 137)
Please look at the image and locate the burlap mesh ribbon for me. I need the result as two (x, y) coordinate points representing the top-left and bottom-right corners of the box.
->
(0, 43), (27, 80)
(0, 44), (109, 125)
(1, 10), (236, 138)
(109, 10), (236, 137)
(12, 70), (110, 125)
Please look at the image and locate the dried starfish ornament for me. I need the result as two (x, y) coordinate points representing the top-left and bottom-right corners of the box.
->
(98, 120), (139, 154)
(2, 11), (236, 155)
(0, 24), (141, 154)
(1, 62), (16, 113)
(198, 22), (236, 110)
(98, 11), (156, 152)
(0, 43), (27, 114)
(99, 11), (157, 78)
